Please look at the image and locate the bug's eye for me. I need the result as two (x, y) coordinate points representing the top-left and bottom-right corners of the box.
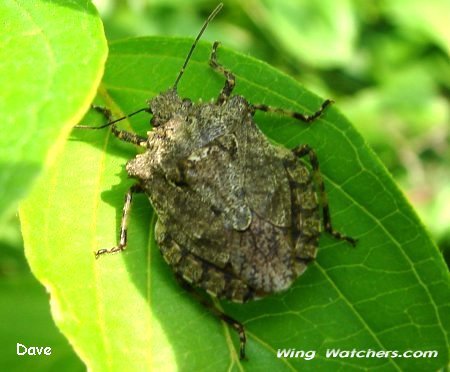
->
(150, 115), (161, 127)
(182, 98), (192, 107)
(151, 113), (171, 127)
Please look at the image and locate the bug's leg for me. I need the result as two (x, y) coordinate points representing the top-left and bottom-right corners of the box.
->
(76, 105), (148, 147)
(209, 41), (236, 105)
(292, 144), (357, 246)
(176, 275), (247, 360)
(110, 124), (147, 147)
(95, 184), (143, 258)
(252, 99), (334, 123)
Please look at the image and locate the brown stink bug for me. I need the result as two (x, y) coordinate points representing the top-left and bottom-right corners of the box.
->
(76, 3), (356, 360)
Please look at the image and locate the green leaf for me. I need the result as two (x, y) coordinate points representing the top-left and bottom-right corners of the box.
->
(0, 0), (107, 218)
(20, 37), (449, 370)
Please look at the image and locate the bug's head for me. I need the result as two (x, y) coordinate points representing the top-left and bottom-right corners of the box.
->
(148, 89), (192, 127)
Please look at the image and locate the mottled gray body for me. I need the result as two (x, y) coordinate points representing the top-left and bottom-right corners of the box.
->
(127, 90), (320, 303)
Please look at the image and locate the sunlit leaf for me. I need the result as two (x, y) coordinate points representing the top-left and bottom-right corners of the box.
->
(0, 0), (107, 217)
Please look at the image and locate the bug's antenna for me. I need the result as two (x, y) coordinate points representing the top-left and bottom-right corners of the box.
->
(75, 107), (148, 130)
(172, 3), (223, 90)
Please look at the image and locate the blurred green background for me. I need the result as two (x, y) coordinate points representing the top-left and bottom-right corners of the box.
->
(2, 0), (448, 370)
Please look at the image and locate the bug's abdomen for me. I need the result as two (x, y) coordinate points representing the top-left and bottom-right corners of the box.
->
(285, 158), (321, 264)
(155, 221), (255, 303)
(156, 210), (318, 303)
(155, 159), (320, 303)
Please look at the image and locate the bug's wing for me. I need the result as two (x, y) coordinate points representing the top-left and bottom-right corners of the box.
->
(239, 117), (292, 227)
(150, 132), (250, 269)
(180, 133), (252, 231)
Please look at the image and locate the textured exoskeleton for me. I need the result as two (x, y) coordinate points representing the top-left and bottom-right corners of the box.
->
(127, 91), (322, 303)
